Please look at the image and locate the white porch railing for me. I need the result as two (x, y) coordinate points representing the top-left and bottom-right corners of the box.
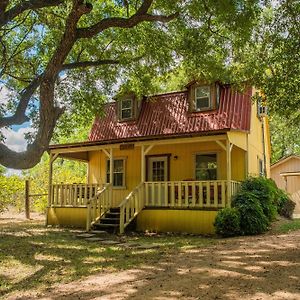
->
(144, 180), (240, 208)
(86, 184), (112, 231)
(50, 183), (102, 207)
(119, 182), (145, 234)
(230, 180), (241, 198)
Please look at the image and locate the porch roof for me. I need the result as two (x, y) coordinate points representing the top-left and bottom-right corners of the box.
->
(89, 86), (252, 143)
(48, 133), (229, 160)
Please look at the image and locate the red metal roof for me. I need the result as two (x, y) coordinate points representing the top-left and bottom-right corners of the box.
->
(89, 86), (252, 142)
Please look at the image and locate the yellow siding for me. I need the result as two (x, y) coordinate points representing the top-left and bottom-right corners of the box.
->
(47, 207), (87, 228)
(231, 145), (246, 181)
(247, 99), (271, 177)
(88, 151), (102, 184)
(146, 141), (227, 180)
(228, 131), (247, 151)
(136, 209), (217, 234)
(87, 141), (247, 207)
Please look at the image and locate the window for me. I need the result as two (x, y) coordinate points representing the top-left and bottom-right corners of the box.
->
(195, 154), (217, 180)
(195, 86), (211, 111)
(120, 99), (133, 120)
(259, 158), (264, 176)
(106, 159), (125, 187)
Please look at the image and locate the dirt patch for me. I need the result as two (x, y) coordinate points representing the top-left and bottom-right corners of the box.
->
(0, 211), (44, 225)
(1, 214), (300, 300)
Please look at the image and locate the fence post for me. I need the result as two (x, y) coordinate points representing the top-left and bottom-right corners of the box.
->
(25, 180), (30, 219)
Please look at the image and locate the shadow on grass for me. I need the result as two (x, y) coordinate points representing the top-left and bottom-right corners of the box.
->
(0, 221), (213, 298)
(1, 221), (300, 300)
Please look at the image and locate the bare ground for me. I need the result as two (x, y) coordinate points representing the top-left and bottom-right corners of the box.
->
(2, 213), (300, 300)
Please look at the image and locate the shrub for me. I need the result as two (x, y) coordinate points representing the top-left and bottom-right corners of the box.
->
(279, 198), (296, 219)
(214, 208), (241, 237)
(240, 177), (277, 221)
(232, 191), (269, 235)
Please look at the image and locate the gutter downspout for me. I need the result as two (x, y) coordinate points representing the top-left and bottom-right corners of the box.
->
(261, 118), (267, 177)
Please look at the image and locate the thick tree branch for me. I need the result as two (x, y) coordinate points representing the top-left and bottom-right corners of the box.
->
(0, 0), (64, 27)
(62, 59), (120, 70)
(77, 13), (178, 38)
(76, 0), (178, 39)
(0, 0), (180, 169)
(0, 76), (41, 127)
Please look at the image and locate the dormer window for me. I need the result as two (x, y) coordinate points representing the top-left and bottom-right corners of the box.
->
(195, 86), (211, 111)
(121, 99), (133, 120)
(186, 81), (218, 112)
(115, 92), (141, 122)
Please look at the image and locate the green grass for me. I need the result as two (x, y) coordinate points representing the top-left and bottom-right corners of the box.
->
(0, 220), (215, 298)
(276, 218), (300, 233)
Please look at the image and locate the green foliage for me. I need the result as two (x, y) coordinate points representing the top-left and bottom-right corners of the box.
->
(0, 175), (24, 213)
(279, 198), (296, 219)
(240, 177), (277, 222)
(23, 155), (87, 212)
(214, 208), (241, 237)
(232, 191), (269, 235)
(270, 115), (300, 163)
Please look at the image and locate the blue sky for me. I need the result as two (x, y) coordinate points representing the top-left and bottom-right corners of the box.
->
(1, 87), (33, 175)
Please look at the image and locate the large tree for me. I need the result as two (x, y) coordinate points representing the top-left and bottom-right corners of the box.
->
(1, 0), (288, 169)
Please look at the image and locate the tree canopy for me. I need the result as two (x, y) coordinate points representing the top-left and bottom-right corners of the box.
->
(0, 0), (299, 169)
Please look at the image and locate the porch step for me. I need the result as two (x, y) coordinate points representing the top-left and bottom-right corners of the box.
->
(92, 207), (121, 234)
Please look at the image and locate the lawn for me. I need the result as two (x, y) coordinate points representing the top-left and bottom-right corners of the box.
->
(1, 215), (299, 300)
(276, 218), (300, 233)
(0, 219), (214, 298)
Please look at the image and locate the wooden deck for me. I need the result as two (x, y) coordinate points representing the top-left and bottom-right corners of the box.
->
(48, 180), (241, 233)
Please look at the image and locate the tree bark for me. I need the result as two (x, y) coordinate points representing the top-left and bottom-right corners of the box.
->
(0, 0), (178, 169)
(0, 0), (64, 28)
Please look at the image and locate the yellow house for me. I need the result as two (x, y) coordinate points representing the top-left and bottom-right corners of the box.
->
(47, 82), (271, 234)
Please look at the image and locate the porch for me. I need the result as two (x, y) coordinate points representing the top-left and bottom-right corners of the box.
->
(47, 180), (240, 233)
(47, 133), (246, 233)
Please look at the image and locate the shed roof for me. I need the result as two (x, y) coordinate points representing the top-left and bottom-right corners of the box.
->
(271, 154), (300, 169)
(89, 85), (252, 143)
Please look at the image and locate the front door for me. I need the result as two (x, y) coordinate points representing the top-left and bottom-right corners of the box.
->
(148, 156), (168, 182)
(147, 156), (168, 205)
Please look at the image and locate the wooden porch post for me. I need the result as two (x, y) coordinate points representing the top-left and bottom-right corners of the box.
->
(109, 148), (113, 205)
(102, 148), (114, 205)
(46, 153), (58, 226)
(141, 145), (154, 183)
(141, 145), (145, 182)
(226, 139), (232, 206)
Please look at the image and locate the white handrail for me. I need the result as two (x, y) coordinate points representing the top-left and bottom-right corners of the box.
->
(86, 183), (112, 231)
(119, 182), (144, 234)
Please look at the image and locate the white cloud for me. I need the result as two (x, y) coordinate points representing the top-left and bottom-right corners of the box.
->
(0, 86), (13, 105)
(2, 127), (34, 152)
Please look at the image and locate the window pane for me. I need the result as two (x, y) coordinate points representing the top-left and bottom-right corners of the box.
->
(114, 160), (124, 172)
(121, 109), (132, 119)
(196, 86), (210, 97)
(121, 99), (132, 109)
(107, 159), (125, 186)
(196, 97), (209, 110)
(114, 173), (123, 186)
(195, 154), (217, 180)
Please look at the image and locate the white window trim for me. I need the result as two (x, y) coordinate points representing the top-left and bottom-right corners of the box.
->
(120, 98), (133, 120)
(194, 86), (211, 111)
(193, 152), (219, 180)
(106, 157), (126, 188)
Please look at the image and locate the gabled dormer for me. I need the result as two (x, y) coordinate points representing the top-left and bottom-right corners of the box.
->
(186, 81), (220, 112)
(115, 92), (141, 122)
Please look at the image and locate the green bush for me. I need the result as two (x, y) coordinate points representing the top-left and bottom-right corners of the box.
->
(214, 208), (241, 237)
(232, 191), (269, 235)
(240, 177), (277, 221)
(279, 198), (296, 219)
